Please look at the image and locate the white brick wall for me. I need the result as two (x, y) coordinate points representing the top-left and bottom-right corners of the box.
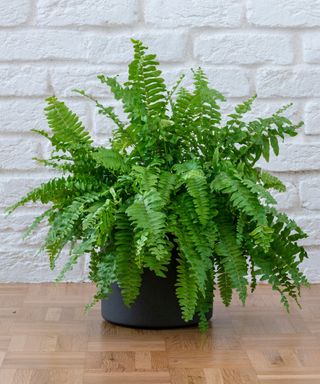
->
(194, 34), (294, 65)
(247, 0), (320, 27)
(0, 0), (30, 26)
(0, 0), (320, 282)
(37, 0), (139, 26)
(144, 0), (243, 27)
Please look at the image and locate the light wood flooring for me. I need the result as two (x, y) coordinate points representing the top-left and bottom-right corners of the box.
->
(0, 283), (320, 383)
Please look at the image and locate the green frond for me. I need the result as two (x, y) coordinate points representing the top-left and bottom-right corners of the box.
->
(193, 68), (223, 99)
(55, 236), (95, 282)
(31, 128), (51, 139)
(33, 157), (74, 173)
(249, 256), (257, 293)
(131, 166), (159, 192)
(176, 194), (214, 261)
(44, 199), (85, 269)
(5, 178), (65, 213)
(175, 256), (198, 321)
(250, 225), (274, 252)
(211, 171), (268, 226)
(86, 252), (117, 310)
(216, 215), (248, 304)
(97, 104), (125, 131)
(7, 176), (103, 214)
(259, 170), (286, 192)
(82, 198), (115, 247)
(126, 189), (170, 270)
(157, 171), (177, 206)
(45, 96), (93, 151)
(173, 87), (193, 128)
(166, 73), (185, 109)
(236, 213), (246, 246)
(217, 263), (233, 306)
(192, 67), (225, 124)
(232, 94), (257, 117)
(184, 169), (210, 225)
(114, 211), (142, 306)
(99, 75), (125, 101)
(92, 148), (128, 172)
(41, 193), (101, 269)
(196, 268), (214, 331)
(176, 163), (210, 225)
(23, 208), (54, 239)
(172, 214), (211, 296)
(241, 178), (277, 205)
(118, 39), (168, 120)
(74, 87), (126, 132)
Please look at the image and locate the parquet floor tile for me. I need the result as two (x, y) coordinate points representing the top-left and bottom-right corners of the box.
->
(0, 283), (320, 383)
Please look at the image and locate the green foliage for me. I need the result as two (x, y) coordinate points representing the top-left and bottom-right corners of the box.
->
(216, 214), (248, 304)
(114, 211), (142, 306)
(176, 255), (199, 321)
(45, 96), (93, 154)
(7, 39), (309, 330)
(92, 148), (128, 172)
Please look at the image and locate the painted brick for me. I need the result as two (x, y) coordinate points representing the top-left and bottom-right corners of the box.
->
(37, 0), (139, 26)
(0, 226), (46, 249)
(0, 137), (43, 171)
(303, 33), (320, 63)
(88, 32), (188, 63)
(300, 180), (320, 210)
(0, 66), (48, 96)
(145, 0), (242, 27)
(0, 212), (47, 251)
(49, 66), (122, 98)
(0, 100), (45, 133)
(256, 68), (320, 98)
(0, 0), (30, 26)
(300, 248), (320, 283)
(0, 31), (88, 61)
(0, 98), (90, 135)
(161, 67), (250, 98)
(292, 216), (320, 246)
(260, 144), (320, 172)
(272, 182), (299, 211)
(0, 249), (85, 282)
(247, 0), (320, 27)
(0, 212), (45, 232)
(304, 102), (320, 135)
(194, 34), (294, 65)
(0, 31), (187, 66)
(0, 177), (49, 208)
(204, 68), (251, 97)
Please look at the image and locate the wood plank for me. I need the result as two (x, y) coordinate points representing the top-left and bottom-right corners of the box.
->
(2, 352), (86, 368)
(0, 283), (320, 383)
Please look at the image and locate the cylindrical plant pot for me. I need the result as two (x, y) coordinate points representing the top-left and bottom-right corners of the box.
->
(101, 257), (213, 329)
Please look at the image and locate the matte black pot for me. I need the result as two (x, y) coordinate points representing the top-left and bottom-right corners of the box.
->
(101, 257), (213, 329)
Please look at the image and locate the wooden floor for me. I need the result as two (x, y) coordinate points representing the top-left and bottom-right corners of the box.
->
(0, 284), (320, 384)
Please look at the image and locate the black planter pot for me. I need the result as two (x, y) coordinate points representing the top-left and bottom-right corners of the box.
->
(101, 257), (213, 329)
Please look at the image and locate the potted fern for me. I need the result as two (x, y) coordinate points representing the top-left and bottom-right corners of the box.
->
(7, 40), (309, 330)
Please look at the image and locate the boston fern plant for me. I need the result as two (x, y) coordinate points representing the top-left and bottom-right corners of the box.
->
(8, 39), (308, 330)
